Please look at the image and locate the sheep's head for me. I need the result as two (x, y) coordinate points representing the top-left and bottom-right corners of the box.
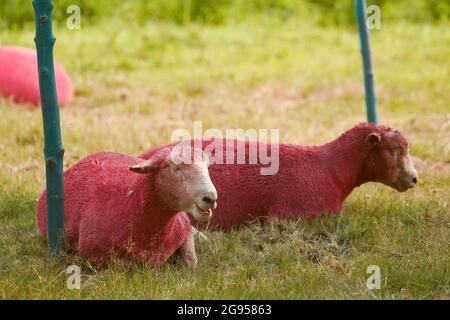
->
(130, 144), (217, 221)
(363, 126), (418, 192)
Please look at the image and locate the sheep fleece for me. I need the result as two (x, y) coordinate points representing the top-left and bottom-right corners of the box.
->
(0, 46), (73, 106)
(36, 152), (192, 264)
(140, 124), (400, 230)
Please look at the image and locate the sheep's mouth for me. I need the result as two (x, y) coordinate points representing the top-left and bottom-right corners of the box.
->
(394, 180), (415, 192)
(191, 204), (213, 222)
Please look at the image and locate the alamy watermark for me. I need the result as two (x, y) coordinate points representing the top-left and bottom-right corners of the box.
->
(66, 264), (81, 290)
(66, 5), (81, 30)
(367, 5), (382, 30)
(366, 265), (381, 290)
(64, 4), (380, 31)
(170, 121), (280, 175)
(65, 263), (382, 290)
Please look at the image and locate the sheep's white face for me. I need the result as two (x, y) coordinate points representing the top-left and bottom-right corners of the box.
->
(130, 146), (217, 221)
(168, 160), (217, 222)
(387, 148), (418, 192)
(366, 130), (418, 192)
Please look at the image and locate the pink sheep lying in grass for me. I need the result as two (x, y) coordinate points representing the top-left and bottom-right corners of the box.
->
(0, 46), (73, 107)
(140, 123), (418, 231)
(37, 145), (217, 266)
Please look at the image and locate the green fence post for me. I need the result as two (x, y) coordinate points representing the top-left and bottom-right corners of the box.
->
(33, 0), (65, 254)
(355, 0), (378, 124)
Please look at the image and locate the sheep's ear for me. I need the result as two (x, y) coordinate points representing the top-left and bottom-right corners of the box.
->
(366, 132), (381, 147)
(129, 159), (159, 174)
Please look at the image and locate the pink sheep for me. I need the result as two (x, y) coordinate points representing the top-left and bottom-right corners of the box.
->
(36, 145), (217, 265)
(139, 123), (418, 230)
(0, 46), (73, 107)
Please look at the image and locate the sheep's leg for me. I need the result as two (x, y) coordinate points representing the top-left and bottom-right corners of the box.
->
(76, 220), (112, 265)
(177, 231), (198, 267)
(266, 216), (278, 225)
(266, 206), (287, 223)
(192, 226), (209, 242)
(77, 238), (106, 264)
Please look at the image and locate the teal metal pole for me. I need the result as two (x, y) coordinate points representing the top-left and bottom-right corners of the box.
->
(33, 0), (65, 254)
(355, 0), (378, 124)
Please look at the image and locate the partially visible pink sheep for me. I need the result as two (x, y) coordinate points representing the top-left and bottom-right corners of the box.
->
(36, 146), (217, 266)
(140, 123), (418, 230)
(0, 46), (73, 107)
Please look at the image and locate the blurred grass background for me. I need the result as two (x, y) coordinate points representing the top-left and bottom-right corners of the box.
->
(1, 0), (449, 29)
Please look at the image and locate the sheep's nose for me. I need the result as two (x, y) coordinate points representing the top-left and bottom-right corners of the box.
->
(201, 192), (217, 209)
(412, 177), (418, 184)
(203, 196), (214, 204)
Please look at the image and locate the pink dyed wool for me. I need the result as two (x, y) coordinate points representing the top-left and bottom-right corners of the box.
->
(0, 46), (73, 106)
(139, 123), (418, 230)
(37, 147), (217, 265)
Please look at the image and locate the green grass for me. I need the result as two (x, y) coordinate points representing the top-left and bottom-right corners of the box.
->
(0, 0), (450, 29)
(2, 0), (449, 29)
(0, 15), (449, 299)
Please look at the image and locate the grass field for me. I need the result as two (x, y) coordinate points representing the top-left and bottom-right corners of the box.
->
(0, 12), (449, 299)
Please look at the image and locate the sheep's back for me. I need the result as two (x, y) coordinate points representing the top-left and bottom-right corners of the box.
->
(0, 46), (73, 106)
(36, 152), (142, 248)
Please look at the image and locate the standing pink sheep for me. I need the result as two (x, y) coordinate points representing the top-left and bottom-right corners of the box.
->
(140, 123), (418, 230)
(36, 145), (217, 265)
